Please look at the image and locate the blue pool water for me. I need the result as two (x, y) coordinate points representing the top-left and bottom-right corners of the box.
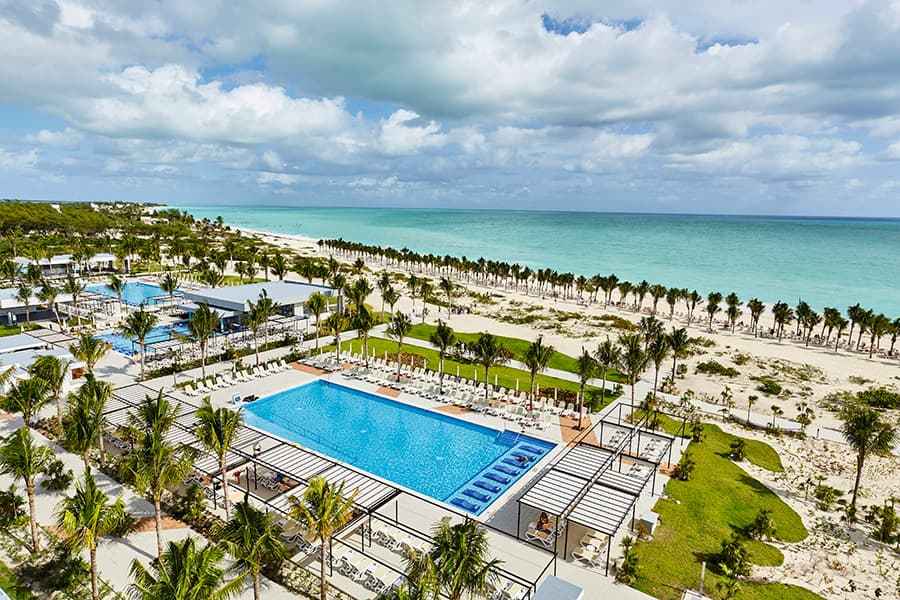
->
(96, 322), (191, 355)
(87, 281), (167, 306)
(245, 380), (555, 513)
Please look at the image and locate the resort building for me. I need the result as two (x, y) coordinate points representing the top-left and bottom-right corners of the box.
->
(13, 252), (116, 277)
(181, 281), (335, 326)
(0, 332), (84, 392)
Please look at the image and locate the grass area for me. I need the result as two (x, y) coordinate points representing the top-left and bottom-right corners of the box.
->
(0, 323), (38, 337)
(406, 322), (626, 382)
(336, 336), (621, 403)
(222, 275), (267, 285)
(0, 562), (33, 600)
(632, 422), (815, 600)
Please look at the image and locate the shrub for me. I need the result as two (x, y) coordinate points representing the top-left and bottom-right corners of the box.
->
(728, 439), (746, 461)
(695, 360), (739, 378)
(754, 377), (783, 396)
(18, 541), (90, 596)
(856, 386), (900, 409)
(0, 484), (25, 529)
(615, 536), (639, 584)
(745, 509), (777, 540)
(867, 504), (898, 544)
(173, 483), (208, 524)
(715, 535), (751, 578)
(40, 458), (73, 492)
(813, 484), (842, 511)
(673, 450), (695, 481)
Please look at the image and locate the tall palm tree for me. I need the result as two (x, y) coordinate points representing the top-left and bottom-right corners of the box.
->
(618, 333), (648, 411)
(29, 354), (70, 430)
(646, 334), (670, 400)
(16, 282), (33, 322)
(1, 376), (51, 428)
(409, 519), (501, 600)
(839, 401), (897, 521)
(387, 311), (413, 382)
(244, 301), (265, 367)
(305, 292), (327, 352)
(159, 271), (181, 306)
(523, 336), (554, 411)
(833, 315), (849, 352)
(56, 470), (127, 600)
(383, 286), (401, 316)
(685, 290), (702, 325)
(377, 271), (392, 316)
(130, 537), (242, 600)
(70, 333), (111, 376)
(215, 500), (286, 600)
(188, 302), (221, 378)
(128, 389), (179, 438)
(594, 337), (620, 409)
(747, 298), (766, 336)
(705, 292), (722, 332)
(347, 277), (373, 315)
(666, 327), (690, 379)
(63, 274), (86, 325)
(724, 292), (742, 333)
(38, 281), (63, 329)
(575, 349), (596, 429)
(429, 320), (456, 395)
(127, 428), (195, 558)
(64, 376), (109, 468)
(271, 252), (288, 281)
(289, 477), (356, 600)
(471, 333), (510, 401)
(325, 310), (348, 363)
(772, 301), (793, 342)
(108, 274), (126, 304)
(352, 305), (375, 367)
(439, 277), (454, 317)
(0, 426), (53, 553)
(120, 308), (159, 379)
(250, 289), (280, 350)
(196, 398), (242, 520)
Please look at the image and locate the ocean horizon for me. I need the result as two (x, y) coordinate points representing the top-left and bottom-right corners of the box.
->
(177, 205), (900, 315)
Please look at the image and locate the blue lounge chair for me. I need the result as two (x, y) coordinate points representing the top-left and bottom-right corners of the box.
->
(451, 497), (481, 512)
(474, 480), (501, 493)
(494, 465), (521, 476)
(511, 452), (535, 462)
(503, 457), (529, 468)
(463, 489), (491, 502)
(484, 472), (510, 484)
(521, 444), (545, 455)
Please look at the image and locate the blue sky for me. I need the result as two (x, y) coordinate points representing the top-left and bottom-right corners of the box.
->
(2, 1), (900, 216)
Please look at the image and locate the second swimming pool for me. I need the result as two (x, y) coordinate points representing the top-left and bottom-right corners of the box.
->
(245, 380), (555, 514)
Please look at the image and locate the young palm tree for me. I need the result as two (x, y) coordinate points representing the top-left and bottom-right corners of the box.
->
(108, 274), (126, 304)
(377, 271), (392, 316)
(196, 398), (243, 520)
(594, 337), (620, 409)
(244, 301), (265, 367)
(409, 519), (501, 600)
(271, 252), (288, 281)
(159, 271), (180, 306)
(16, 282), (33, 322)
(130, 537), (242, 600)
(523, 336), (554, 411)
(575, 349), (596, 429)
(325, 310), (348, 362)
(471, 333), (510, 401)
(29, 354), (70, 430)
(352, 305), (375, 367)
(63, 274), (86, 325)
(56, 470), (127, 600)
(251, 290), (280, 350)
(65, 376), (109, 468)
(120, 308), (159, 379)
(305, 292), (327, 351)
(188, 302), (222, 378)
(289, 477), (356, 600)
(618, 333), (648, 411)
(347, 277), (373, 315)
(840, 401), (897, 521)
(0, 426), (54, 553)
(214, 500), (286, 600)
(383, 286), (401, 316)
(127, 428), (195, 558)
(439, 277), (454, 317)
(1, 376), (51, 428)
(128, 389), (179, 438)
(646, 334), (670, 400)
(387, 311), (413, 382)
(38, 281), (63, 329)
(70, 333), (111, 376)
(429, 320), (456, 395)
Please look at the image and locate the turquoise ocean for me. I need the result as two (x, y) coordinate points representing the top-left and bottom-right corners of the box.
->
(178, 206), (900, 315)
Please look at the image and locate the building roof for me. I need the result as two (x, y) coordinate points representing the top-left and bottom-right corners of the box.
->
(182, 281), (333, 313)
(13, 253), (115, 267)
(534, 576), (583, 600)
(0, 333), (46, 355)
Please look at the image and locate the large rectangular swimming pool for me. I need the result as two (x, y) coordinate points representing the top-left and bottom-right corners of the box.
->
(96, 322), (190, 355)
(87, 281), (167, 306)
(245, 380), (555, 514)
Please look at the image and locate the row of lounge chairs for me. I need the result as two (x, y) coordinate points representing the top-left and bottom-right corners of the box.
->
(331, 544), (404, 594)
(179, 359), (291, 396)
(299, 353), (344, 372)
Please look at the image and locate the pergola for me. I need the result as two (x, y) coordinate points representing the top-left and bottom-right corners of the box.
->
(516, 409), (675, 574)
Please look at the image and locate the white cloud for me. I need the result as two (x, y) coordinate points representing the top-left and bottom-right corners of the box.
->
(257, 172), (299, 185)
(26, 127), (83, 147)
(0, 148), (39, 170)
(378, 110), (446, 155)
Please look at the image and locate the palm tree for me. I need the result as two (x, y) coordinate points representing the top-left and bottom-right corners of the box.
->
(347, 277), (373, 315)
(575, 349), (596, 429)
(439, 277), (454, 317)
(429, 320), (456, 395)
(244, 301), (265, 367)
(188, 302), (221, 378)
(159, 271), (180, 306)
(868, 313), (891, 358)
(1, 376), (51, 428)
(305, 292), (328, 352)
(666, 327), (689, 380)
(120, 308), (159, 379)
(56, 470), (127, 600)
(647, 334), (670, 400)
(383, 286), (401, 316)
(685, 290), (702, 325)
(64, 376), (110, 468)
(594, 337), (620, 409)
(772, 301), (793, 342)
(705, 292), (722, 332)
(325, 311), (348, 362)
(471, 333), (510, 401)
(16, 282), (33, 322)
(38, 281), (63, 329)
(29, 354), (70, 430)
(353, 305), (375, 367)
(271, 252), (288, 281)
(130, 537), (242, 600)
(377, 271), (392, 316)
(249, 290), (280, 352)
(747, 298), (766, 336)
(128, 389), (179, 438)
(196, 398), (242, 520)
(523, 336), (554, 411)
(410, 519), (501, 600)
(724, 292), (742, 333)
(289, 477), (356, 600)
(387, 311), (413, 382)
(833, 315), (849, 352)
(618, 333), (647, 411)
(126, 428), (195, 558)
(108, 274), (126, 304)
(0, 427), (53, 553)
(63, 273), (86, 325)
(840, 401), (897, 521)
(70, 333), (111, 376)
(214, 500), (286, 600)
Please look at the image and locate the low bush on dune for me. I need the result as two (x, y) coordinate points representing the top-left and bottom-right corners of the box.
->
(696, 360), (740, 377)
(856, 386), (900, 409)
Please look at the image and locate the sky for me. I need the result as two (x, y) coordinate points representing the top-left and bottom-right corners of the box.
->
(1, 1), (900, 216)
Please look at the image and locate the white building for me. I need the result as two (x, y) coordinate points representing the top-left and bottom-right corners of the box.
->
(0, 333), (84, 393)
(13, 252), (116, 277)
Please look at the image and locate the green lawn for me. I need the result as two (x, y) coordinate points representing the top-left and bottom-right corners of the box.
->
(0, 323), (38, 337)
(633, 422), (819, 600)
(405, 322), (626, 382)
(337, 336), (620, 402)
